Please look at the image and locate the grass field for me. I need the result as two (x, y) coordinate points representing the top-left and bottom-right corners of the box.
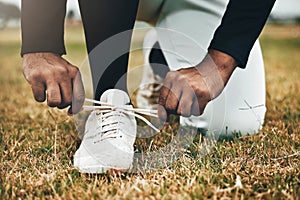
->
(0, 24), (299, 199)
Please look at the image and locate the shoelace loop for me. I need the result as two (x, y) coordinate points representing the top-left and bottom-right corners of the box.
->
(83, 98), (161, 133)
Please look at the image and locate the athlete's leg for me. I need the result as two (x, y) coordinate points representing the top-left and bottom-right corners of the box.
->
(136, 0), (164, 25)
(139, 0), (267, 137)
(135, 0), (169, 109)
(135, 28), (169, 109)
(137, 0), (169, 79)
(78, 0), (139, 100)
(180, 41), (266, 138)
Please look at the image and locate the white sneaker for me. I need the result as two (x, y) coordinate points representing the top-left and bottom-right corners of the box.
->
(74, 89), (137, 173)
(74, 89), (159, 173)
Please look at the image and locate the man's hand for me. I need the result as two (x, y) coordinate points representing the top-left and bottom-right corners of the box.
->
(158, 49), (237, 120)
(22, 52), (85, 114)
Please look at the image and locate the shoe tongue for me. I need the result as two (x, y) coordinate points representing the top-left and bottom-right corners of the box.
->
(100, 89), (130, 106)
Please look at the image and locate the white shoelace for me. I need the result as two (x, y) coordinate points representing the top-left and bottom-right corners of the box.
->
(83, 99), (161, 137)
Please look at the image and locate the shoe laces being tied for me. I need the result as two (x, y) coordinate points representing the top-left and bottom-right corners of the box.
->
(83, 98), (161, 143)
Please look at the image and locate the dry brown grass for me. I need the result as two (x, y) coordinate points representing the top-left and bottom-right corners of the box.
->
(0, 24), (299, 199)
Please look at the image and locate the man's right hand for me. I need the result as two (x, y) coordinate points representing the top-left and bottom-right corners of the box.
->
(22, 52), (85, 115)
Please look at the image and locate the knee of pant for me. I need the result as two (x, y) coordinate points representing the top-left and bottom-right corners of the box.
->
(216, 107), (267, 139)
(180, 106), (266, 140)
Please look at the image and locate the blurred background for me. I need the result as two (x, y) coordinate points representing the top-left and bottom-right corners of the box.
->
(0, 0), (300, 29)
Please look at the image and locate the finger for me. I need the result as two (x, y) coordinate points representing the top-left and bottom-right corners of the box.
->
(191, 98), (205, 116)
(158, 104), (168, 123)
(57, 80), (72, 109)
(69, 71), (85, 114)
(158, 84), (172, 121)
(177, 89), (194, 117)
(31, 82), (46, 102)
(159, 81), (172, 107)
(158, 86), (169, 121)
(165, 84), (181, 113)
(46, 82), (61, 107)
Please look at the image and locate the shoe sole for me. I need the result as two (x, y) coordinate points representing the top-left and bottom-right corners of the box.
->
(76, 165), (128, 174)
(74, 154), (131, 174)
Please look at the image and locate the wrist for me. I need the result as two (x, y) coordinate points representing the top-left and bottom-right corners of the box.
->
(207, 49), (237, 85)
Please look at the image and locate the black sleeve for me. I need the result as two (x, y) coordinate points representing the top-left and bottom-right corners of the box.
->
(208, 0), (276, 68)
(21, 0), (67, 56)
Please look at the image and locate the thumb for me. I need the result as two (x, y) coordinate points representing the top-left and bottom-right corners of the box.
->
(158, 104), (168, 123)
(69, 71), (85, 115)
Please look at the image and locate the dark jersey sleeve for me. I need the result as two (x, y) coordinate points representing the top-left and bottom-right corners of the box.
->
(21, 0), (67, 56)
(208, 0), (276, 68)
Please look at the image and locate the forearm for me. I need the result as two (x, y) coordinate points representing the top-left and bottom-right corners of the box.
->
(21, 0), (67, 56)
(209, 0), (276, 68)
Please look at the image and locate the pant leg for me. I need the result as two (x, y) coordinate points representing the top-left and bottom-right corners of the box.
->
(180, 41), (266, 138)
(78, 0), (139, 99)
(148, 0), (267, 137)
(136, 0), (165, 25)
